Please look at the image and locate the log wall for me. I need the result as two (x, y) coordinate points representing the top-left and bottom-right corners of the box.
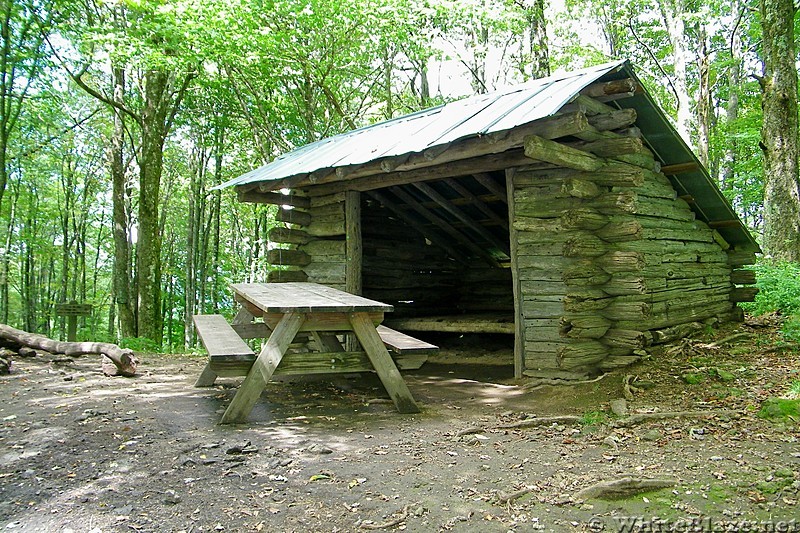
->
(267, 192), (347, 290)
(509, 121), (755, 379)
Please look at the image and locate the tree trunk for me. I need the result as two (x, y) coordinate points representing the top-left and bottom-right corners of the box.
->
(658, 0), (692, 143)
(109, 67), (136, 339)
(720, 0), (743, 190)
(696, 26), (712, 169)
(759, 0), (800, 261)
(527, 0), (550, 79)
(136, 69), (171, 343)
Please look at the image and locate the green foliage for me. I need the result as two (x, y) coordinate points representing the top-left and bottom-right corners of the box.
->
(580, 410), (611, 426)
(120, 337), (164, 354)
(788, 380), (800, 399)
(741, 262), (800, 316)
(781, 316), (800, 344)
(758, 398), (800, 421)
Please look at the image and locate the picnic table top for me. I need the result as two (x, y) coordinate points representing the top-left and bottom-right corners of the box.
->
(231, 282), (394, 314)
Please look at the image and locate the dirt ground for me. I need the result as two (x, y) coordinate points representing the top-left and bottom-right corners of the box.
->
(1, 321), (799, 532)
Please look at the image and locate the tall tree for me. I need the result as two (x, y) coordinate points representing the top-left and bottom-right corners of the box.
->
(56, 0), (197, 342)
(0, 0), (52, 209)
(758, 0), (800, 260)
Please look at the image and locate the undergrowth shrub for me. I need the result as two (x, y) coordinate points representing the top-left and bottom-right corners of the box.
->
(740, 262), (800, 316)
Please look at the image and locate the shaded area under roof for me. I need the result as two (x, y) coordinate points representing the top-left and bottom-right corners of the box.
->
(219, 60), (759, 252)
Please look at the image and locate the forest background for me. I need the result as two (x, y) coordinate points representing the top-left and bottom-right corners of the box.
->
(1, 0), (799, 350)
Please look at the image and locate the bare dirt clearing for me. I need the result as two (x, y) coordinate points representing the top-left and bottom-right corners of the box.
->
(1, 323), (798, 532)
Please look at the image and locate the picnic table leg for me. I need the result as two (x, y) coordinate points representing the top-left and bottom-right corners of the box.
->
(194, 363), (218, 387)
(349, 312), (420, 414)
(220, 312), (305, 424)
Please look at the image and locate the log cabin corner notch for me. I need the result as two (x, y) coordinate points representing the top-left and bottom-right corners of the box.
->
(218, 60), (760, 381)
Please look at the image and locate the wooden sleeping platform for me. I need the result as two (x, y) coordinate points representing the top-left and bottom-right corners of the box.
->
(383, 313), (514, 335)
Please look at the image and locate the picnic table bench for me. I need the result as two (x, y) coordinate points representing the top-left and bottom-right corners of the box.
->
(193, 283), (437, 424)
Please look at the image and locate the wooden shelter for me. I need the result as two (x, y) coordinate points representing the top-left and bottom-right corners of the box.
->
(220, 60), (760, 380)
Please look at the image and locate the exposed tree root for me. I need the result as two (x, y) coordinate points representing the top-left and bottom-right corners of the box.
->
(496, 415), (583, 430)
(496, 486), (536, 504)
(359, 502), (419, 530)
(611, 410), (735, 428)
(574, 476), (677, 500)
(704, 332), (755, 348)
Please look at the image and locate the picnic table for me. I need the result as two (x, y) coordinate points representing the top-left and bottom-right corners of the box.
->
(193, 282), (437, 424)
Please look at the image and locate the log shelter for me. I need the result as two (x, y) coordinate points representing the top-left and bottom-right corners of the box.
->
(218, 60), (760, 380)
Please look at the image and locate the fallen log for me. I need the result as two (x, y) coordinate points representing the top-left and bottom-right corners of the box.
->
(0, 324), (137, 376)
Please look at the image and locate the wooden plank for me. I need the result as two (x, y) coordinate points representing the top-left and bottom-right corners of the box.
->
(276, 207), (311, 227)
(220, 312), (305, 424)
(231, 322), (271, 339)
(268, 227), (312, 245)
(376, 325), (438, 354)
(193, 315), (255, 357)
(232, 282), (393, 314)
(384, 314), (515, 334)
(300, 239), (347, 257)
(238, 190), (310, 208)
(204, 349), (427, 377)
(580, 78), (639, 98)
(54, 303), (93, 316)
(267, 248), (311, 267)
(267, 269), (309, 283)
(303, 261), (347, 284)
(263, 311), (384, 331)
(730, 287), (759, 302)
(349, 312), (420, 414)
(507, 169), (525, 378)
(587, 108), (637, 131)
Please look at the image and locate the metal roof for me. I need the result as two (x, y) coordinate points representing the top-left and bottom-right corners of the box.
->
(219, 60), (628, 189)
(219, 59), (759, 252)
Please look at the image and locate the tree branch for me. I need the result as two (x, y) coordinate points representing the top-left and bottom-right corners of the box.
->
(42, 33), (142, 126)
(627, 14), (679, 103)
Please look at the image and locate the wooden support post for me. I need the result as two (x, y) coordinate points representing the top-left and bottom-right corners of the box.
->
(349, 312), (419, 414)
(220, 312), (305, 424)
(506, 170), (525, 379)
(346, 191), (362, 296)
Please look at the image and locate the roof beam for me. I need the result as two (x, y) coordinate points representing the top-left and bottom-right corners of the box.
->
(412, 182), (510, 255)
(472, 173), (508, 203)
(661, 162), (699, 175)
(366, 190), (468, 264)
(443, 178), (509, 230)
(389, 186), (501, 268)
(238, 190), (311, 208)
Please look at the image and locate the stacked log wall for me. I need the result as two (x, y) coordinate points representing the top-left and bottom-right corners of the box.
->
(266, 192), (347, 290)
(511, 98), (753, 378)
